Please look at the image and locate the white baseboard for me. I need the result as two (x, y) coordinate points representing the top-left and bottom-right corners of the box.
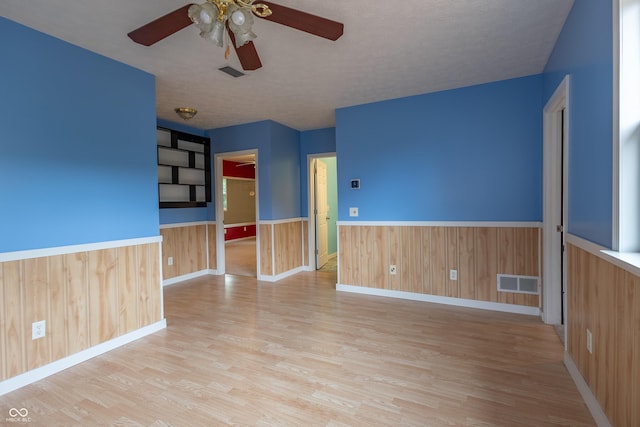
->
(336, 284), (540, 316)
(163, 270), (211, 286)
(0, 319), (167, 396)
(564, 352), (612, 427)
(164, 266), (309, 285)
(259, 267), (305, 282)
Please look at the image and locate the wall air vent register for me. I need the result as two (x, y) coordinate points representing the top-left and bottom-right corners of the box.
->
(497, 274), (540, 295)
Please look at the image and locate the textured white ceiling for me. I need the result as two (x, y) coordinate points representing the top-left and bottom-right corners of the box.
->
(0, 0), (573, 131)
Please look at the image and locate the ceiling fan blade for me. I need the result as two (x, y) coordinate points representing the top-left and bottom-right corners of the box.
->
(128, 4), (194, 46)
(258, 2), (344, 41)
(228, 28), (263, 70)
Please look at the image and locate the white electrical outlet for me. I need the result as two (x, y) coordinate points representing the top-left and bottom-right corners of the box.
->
(167, 256), (174, 266)
(586, 329), (593, 354)
(32, 320), (46, 340)
(349, 207), (359, 217)
(449, 269), (458, 280)
(389, 265), (397, 275)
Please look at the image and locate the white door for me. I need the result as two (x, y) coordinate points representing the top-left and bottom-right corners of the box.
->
(315, 160), (329, 269)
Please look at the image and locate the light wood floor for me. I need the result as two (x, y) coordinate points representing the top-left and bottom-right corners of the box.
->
(225, 237), (257, 277)
(0, 271), (594, 426)
(318, 255), (337, 272)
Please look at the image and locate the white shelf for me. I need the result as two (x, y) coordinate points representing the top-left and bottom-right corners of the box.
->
(156, 128), (211, 207)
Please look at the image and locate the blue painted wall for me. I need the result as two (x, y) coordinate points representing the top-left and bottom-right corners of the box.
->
(269, 122), (301, 219)
(543, 0), (613, 248)
(301, 127), (337, 156)
(300, 128), (336, 217)
(209, 121), (271, 220)
(0, 18), (158, 253)
(156, 119), (212, 224)
(336, 75), (543, 222)
(159, 207), (210, 225)
(209, 120), (300, 220)
(157, 118), (207, 138)
(3, 6), (608, 250)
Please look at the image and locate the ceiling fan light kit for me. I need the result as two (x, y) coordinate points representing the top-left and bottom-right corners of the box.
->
(188, 1), (261, 48)
(128, 0), (343, 71)
(227, 8), (257, 48)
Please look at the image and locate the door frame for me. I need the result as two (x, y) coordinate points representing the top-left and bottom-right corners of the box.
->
(542, 75), (570, 329)
(214, 149), (260, 276)
(307, 152), (336, 270)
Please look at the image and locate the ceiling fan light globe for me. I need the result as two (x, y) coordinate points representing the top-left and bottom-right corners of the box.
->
(231, 10), (245, 26)
(210, 20), (225, 47)
(188, 3), (218, 31)
(233, 29), (257, 48)
(228, 8), (254, 33)
(199, 9), (213, 25)
(188, 5), (202, 23)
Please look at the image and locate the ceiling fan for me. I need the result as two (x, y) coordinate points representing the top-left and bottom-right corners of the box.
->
(127, 0), (344, 71)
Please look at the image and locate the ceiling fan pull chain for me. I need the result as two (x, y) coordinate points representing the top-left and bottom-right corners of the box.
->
(224, 24), (231, 59)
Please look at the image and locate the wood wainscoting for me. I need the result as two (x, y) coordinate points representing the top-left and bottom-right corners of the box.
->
(0, 238), (163, 384)
(259, 223), (273, 276)
(567, 239), (640, 427)
(338, 223), (540, 309)
(302, 219), (309, 268)
(259, 218), (306, 281)
(159, 222), (218, 282)
(161, 220), (305, 282)
(207, 223), (217, 272)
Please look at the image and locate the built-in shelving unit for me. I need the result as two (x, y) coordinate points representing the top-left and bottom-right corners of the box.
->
(157, 128), (211, 208)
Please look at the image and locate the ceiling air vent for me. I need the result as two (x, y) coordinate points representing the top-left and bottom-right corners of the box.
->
(219, 66), (245, 78)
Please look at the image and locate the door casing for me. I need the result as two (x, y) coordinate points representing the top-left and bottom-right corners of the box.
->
(542, 75), (570, 333)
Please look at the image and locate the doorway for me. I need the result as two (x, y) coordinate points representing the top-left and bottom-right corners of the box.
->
(215, 150), (259, 277)
(309, 155), (338, 271)
(542, 76), (569, 335)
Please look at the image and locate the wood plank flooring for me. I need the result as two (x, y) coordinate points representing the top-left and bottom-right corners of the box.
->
(319, 255), (338, 272)
(225, 238), (257, 277)
(0, 271), (594, 426)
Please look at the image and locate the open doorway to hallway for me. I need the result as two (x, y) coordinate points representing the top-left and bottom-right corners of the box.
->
(215, 151), (259, 277)
(309, 155), (338, 272)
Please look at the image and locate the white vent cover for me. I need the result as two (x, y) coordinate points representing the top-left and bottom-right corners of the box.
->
(497, 274), (539, 295)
